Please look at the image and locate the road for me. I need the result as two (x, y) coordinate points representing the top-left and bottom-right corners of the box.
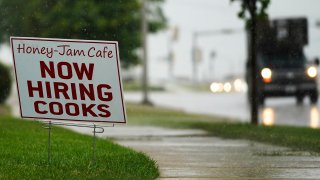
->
(124, 91), (320, 128)
(6, 81), (320, 178)
(7, 84), (320, 128)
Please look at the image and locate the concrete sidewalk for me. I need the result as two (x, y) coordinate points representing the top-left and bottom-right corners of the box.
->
(7, 90), (320, 179)
(67, 125), (320, 179)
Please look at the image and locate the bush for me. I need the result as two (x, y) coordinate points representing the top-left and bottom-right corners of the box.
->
(0, 62), (12, 104)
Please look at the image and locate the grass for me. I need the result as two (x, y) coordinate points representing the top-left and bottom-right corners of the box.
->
(0, 104), (11, 116)
(123, 81), (165, 92)
(127, 103), (320, 153)
(0, 116), (159, 179)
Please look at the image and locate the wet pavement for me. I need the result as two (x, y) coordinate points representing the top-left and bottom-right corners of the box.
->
(67, 126), (320, 179)
(7, 82), (320, 128)
(124, 91), (320, 128)
(6, 85), (320, 178)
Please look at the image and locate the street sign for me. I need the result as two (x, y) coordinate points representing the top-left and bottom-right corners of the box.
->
(11, 37), (126, 123)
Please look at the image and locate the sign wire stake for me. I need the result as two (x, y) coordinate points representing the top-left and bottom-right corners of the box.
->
(91, 123), (106, 165)
(41, 120), (52, 165)
(39, 120), (109, 165)
(44, 120), (52, 164)
(48, 121), (52, 164)
(92, 123), (96, 165)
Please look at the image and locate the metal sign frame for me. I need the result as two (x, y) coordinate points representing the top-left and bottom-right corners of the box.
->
(40, 120), (114, 164)
(11, 36), (127, 165)
(11, 36), (127, 124)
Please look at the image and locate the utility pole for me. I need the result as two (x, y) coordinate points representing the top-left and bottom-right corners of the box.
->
(192, 33), (199, 84)
(167, 26), (178, 80)
(247, 0), (258, 125)
(209, 51), (216, 81)
(141, 0), (152, 105)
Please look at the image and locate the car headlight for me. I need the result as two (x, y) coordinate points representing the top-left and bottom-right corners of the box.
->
(307, 66), (317, 78)
(261, 68), (272, 83)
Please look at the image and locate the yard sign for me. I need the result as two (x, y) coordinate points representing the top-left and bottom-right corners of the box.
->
(11, 37), (126, 123)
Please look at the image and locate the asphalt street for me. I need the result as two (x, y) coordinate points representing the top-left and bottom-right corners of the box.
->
(7, 82), (320, 128)
(124, 91), (320, 128)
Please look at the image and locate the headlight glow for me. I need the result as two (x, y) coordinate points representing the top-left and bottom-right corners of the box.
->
(223, 82), (232, 92)
(307, 66), (317, 78)
(261, 68), (272, 83)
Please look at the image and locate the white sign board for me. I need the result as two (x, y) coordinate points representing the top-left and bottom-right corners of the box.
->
(11, 37), (126, 123)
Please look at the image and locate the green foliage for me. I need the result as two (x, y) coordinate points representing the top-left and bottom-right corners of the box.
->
(0, 62), (12, 104)
(231, 0), (270, 28)
(0, 0), (166, 67)
(0, 116), (159, 179)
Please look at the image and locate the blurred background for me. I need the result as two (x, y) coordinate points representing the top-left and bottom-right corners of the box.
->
(1, 0), (320, 128)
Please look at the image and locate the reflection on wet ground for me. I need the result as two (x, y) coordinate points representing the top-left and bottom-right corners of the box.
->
(6, 88), (320, 178)
(260, 101), (320, 128)
(261, 107), (275, 126)
(7, 90), (320, 128)
(310, 106), (319, 128)
(124, 92), (320, 128)
(68, 126), (320, 179)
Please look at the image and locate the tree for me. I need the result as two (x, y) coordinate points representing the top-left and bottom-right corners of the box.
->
(231, 0), (270, 124)
(232, 0), (270, 28)
(0, 0), (166, 67)
(0, 62), (12, 104)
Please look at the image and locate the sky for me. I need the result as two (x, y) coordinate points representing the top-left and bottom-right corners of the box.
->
(148, 0), (320, 83)
(1, 0), (320, 84)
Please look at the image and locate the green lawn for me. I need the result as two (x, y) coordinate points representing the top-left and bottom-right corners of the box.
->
(127, 103), (320, 153)
(123, 81), (164, 92)
(0, 116), (159, 179)
(2, 102), (320, 179)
